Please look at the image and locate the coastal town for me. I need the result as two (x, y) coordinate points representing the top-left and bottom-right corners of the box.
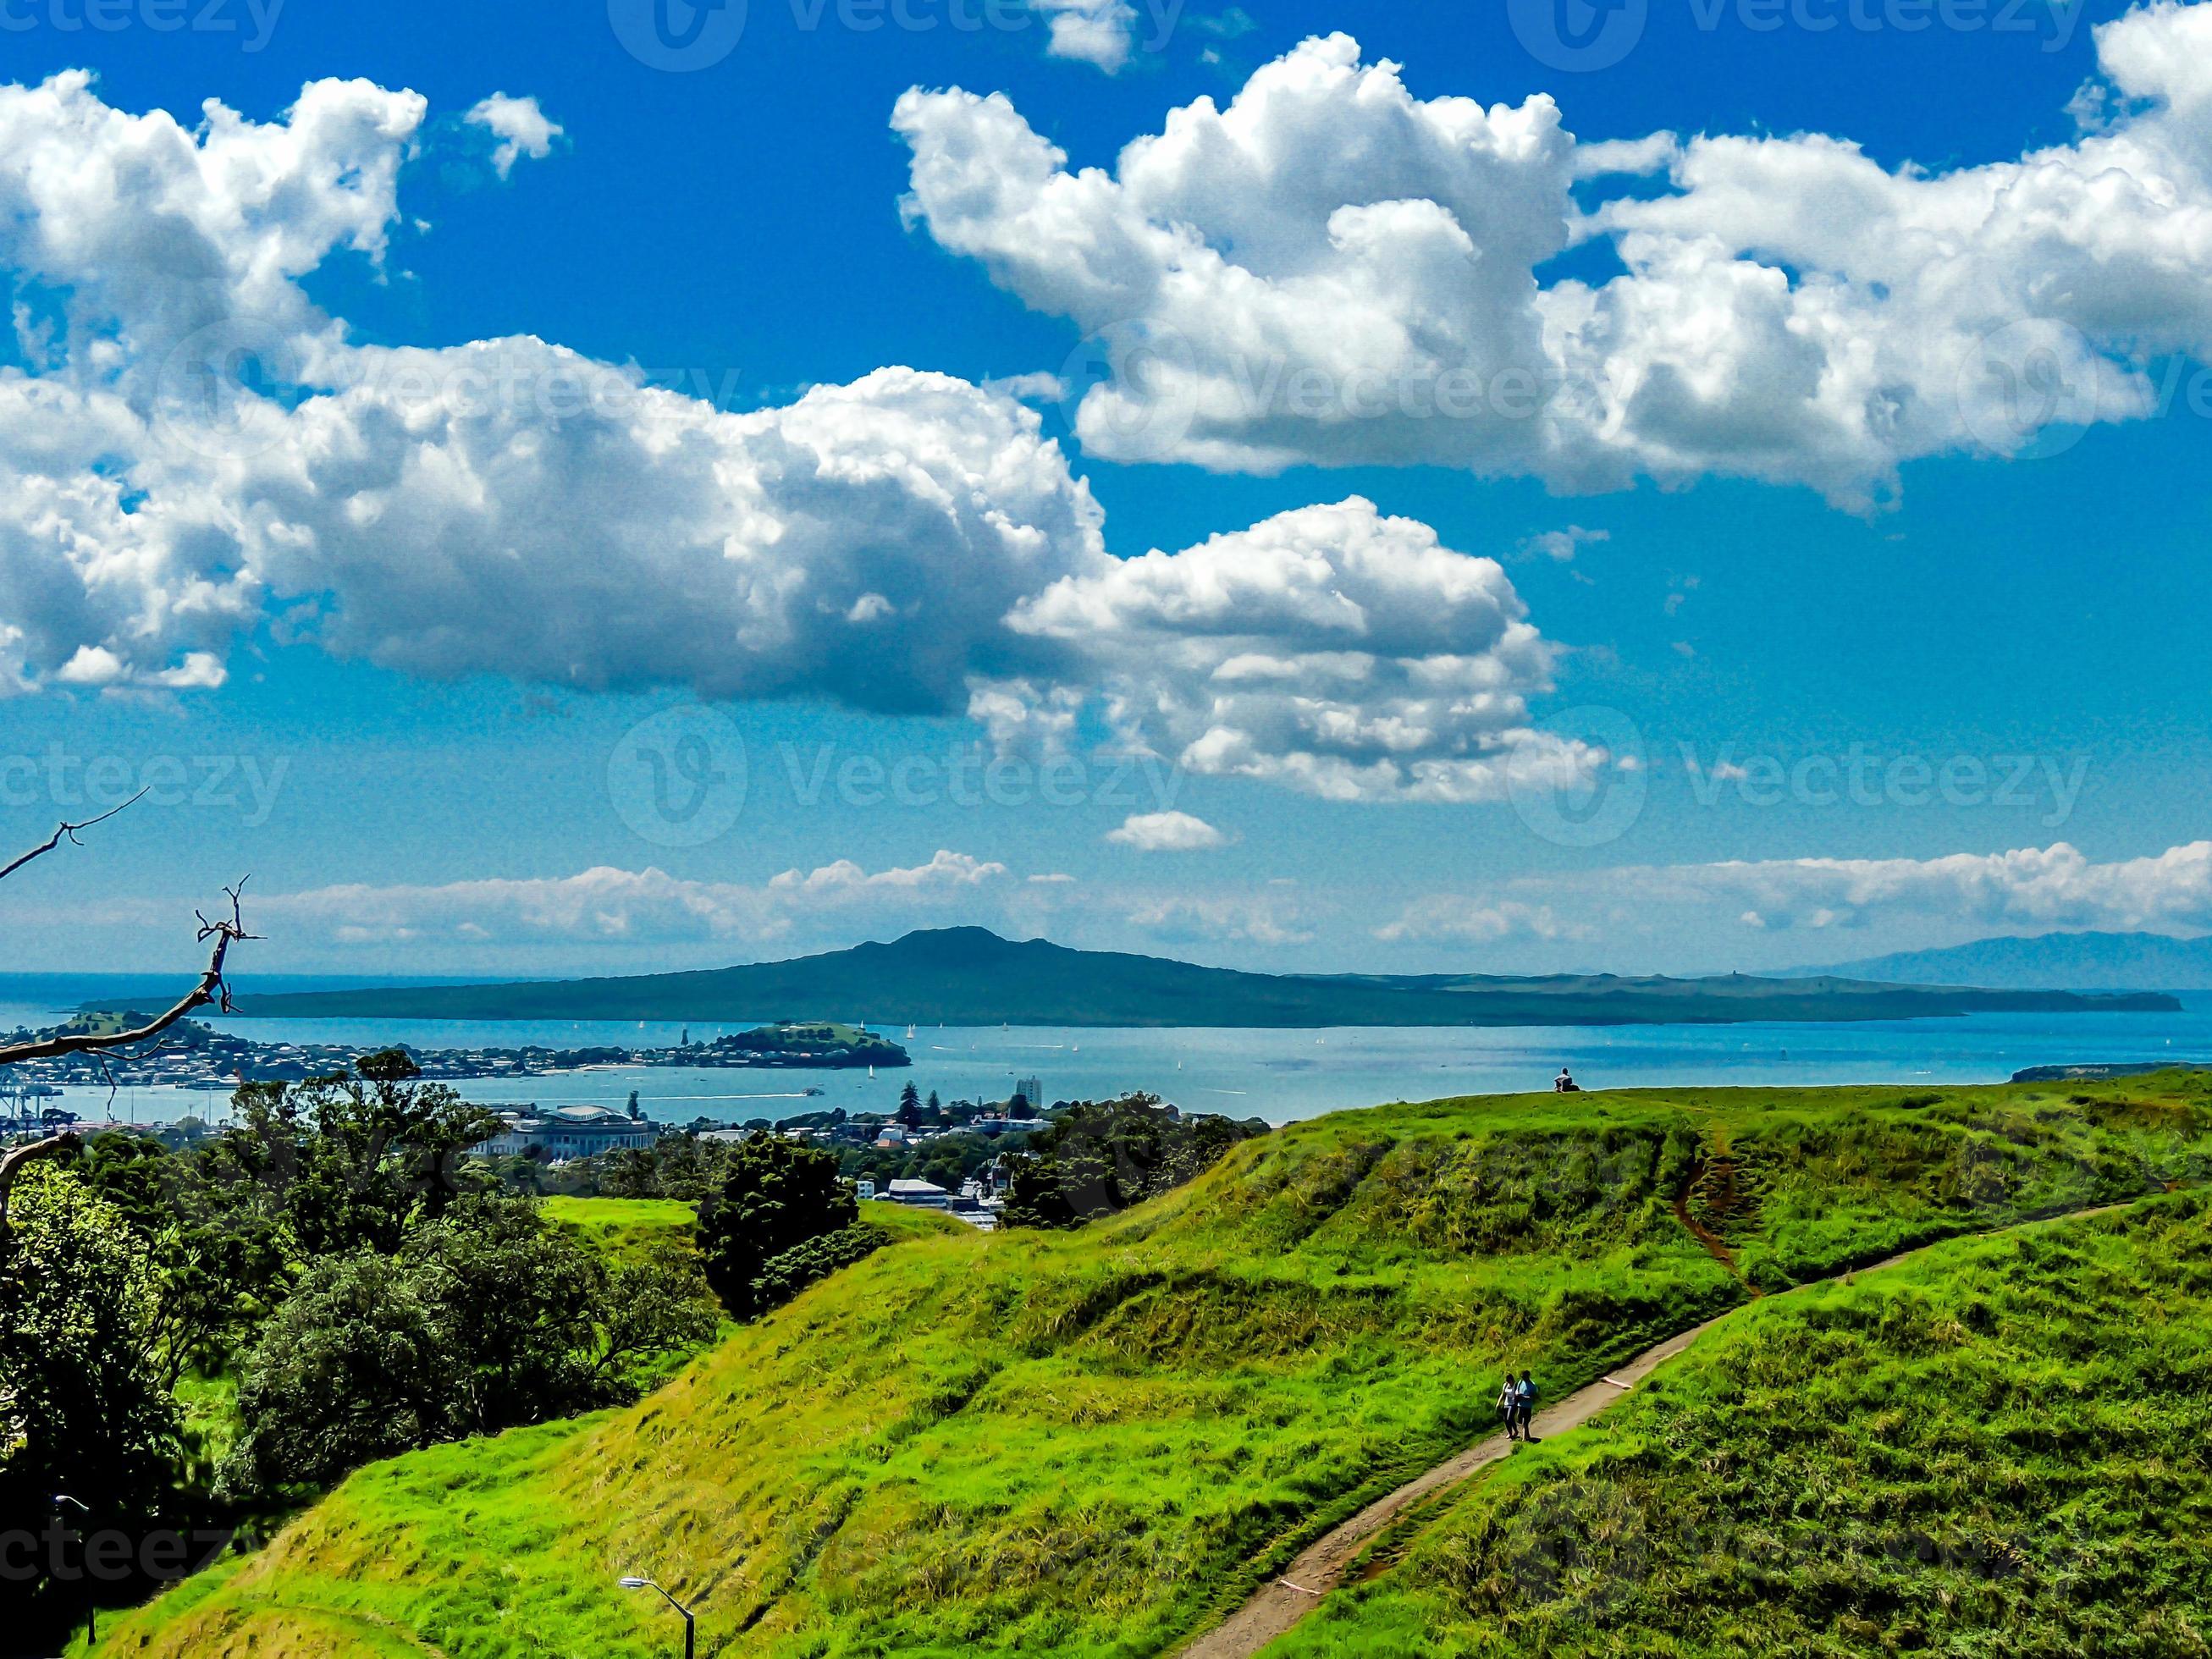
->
(0, 1013), (913, 1127)
(0, 1004), (1058, 1231)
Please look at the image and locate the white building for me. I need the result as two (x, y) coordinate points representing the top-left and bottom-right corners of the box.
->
(884, 1177), (950, 1209)
(476, 1103), (661, 1160)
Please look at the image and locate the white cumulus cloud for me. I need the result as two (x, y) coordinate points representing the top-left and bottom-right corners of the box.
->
(897, 7), (2212, 506)
(1030, 0), (1139, 71)
(991, 498), (1577, 802)
(1107, 810), (1230, 852)
(0, 72), (1589, 810)
(465, 92), (564, 179)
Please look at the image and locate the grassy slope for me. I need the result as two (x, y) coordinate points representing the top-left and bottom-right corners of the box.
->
(1274, 1193), (2212, 1657)
(97, 1076), (2212, 1658)
(541, 1195), (702, 1269)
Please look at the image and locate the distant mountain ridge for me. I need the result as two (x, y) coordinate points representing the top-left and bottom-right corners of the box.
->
(1796, 931), (2212, 992)
(230, 927), (2180, 1028)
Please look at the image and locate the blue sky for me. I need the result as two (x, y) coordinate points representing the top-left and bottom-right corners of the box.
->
(3, 0), (2209, 978)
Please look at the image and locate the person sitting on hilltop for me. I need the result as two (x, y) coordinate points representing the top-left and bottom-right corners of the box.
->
(1554, 1068), (1580, 1094)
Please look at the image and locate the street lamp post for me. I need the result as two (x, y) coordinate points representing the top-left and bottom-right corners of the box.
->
(53, 1496), (93, 1648)
(619, 1575), (695, 1659)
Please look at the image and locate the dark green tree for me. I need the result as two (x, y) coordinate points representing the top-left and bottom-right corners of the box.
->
(0, 1165), (180, 1537)
(696, 1138), (856, 1315)
(223, 1199), (714, 1496)
(76, 1133), (288, 1385)
(207, 1050), (502, 1259)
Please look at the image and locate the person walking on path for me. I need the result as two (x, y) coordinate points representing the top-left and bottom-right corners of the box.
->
(1497, 1375), (1522, 1441)
(1514, 1371), (1540, 1441)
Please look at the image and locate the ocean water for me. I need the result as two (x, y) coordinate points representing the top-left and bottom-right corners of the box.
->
(4, 974), (2207, 1128)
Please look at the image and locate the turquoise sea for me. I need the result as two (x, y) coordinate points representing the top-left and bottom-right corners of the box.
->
(6, 974), (2207, 1129)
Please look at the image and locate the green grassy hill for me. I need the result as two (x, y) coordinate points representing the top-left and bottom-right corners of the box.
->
(96, 1076), (2212, 1657)
(1275, 1192), (2212, 1656)
(540, 1195), (703, 1270)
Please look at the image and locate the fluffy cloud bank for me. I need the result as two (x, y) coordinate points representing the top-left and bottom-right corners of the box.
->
(1680, 841), (2212, 935)
(0, 72), (1582, 803)
(1376, 898), (1583, 946)
(1383, 841), (2212, 949)
(898, 2), (2212, 505)
(262, 851), (1021, 949)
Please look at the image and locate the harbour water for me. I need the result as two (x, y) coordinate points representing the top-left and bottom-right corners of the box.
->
(7, 975), (2208, 1129)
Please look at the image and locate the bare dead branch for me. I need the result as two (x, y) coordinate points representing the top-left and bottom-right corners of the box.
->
(0, 879), (257, 1069)
(0, 1131), (81, 1235)
(0, 788), (148, 886)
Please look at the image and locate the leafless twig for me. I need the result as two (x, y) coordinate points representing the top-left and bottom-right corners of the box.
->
(0, 789), (148, 886)
(0, 879), (257, 1069)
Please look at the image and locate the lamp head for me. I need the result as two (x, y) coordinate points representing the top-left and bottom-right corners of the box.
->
(619, 1577), (651, 1590)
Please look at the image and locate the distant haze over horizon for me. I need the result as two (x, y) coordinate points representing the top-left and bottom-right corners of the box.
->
(1791, 931), (2212, 994)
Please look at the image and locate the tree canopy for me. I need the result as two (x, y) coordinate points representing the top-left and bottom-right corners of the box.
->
(697, 1137), (858, 1316)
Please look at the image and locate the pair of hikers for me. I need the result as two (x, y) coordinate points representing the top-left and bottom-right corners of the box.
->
(1497, 1370), (1540, 1441)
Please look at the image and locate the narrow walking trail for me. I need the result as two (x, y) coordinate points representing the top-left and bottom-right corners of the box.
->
(1175, 1198), (2139, 1659)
